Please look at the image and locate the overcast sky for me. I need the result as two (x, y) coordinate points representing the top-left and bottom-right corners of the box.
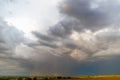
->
(1, 0), (120, 76)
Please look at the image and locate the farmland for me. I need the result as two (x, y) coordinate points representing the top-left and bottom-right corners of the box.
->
(1, 75), (120, 80)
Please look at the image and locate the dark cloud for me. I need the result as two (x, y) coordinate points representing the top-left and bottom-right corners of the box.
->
(31, 0), (120, 62)
(59, 0), (120, 30)
(48, 18), (83, 38)
(32, 31), (57, 42)
(49, 20), (70, 38)
(40, 41), (59, 48)
(72, 56), (120, 75)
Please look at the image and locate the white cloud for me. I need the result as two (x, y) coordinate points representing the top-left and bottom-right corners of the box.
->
(2, 0), (60, 40)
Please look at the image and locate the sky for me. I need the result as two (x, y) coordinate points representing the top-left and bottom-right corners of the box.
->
(1, 0), (120, 76)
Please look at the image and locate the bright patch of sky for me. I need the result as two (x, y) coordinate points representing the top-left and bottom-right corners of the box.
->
(1, 0), (60, 40)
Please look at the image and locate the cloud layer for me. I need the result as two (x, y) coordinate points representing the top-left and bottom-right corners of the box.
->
(1, 0), (120, 76)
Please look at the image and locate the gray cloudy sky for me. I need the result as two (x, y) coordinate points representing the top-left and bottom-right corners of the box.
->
(1, 0), (120, 76)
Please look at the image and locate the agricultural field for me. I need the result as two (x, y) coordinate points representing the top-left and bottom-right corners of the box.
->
(1, 75), (120, 80)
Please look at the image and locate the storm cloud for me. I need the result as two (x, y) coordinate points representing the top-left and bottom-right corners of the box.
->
(31, 0), (120, 62)
(59, 0), (120, 30)
(22, 0), (120, 75)
(1, 0), (120, 76)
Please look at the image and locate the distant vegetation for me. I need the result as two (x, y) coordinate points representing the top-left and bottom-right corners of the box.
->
(1, 75), (120, 80)
(0, 76), (72, 80)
